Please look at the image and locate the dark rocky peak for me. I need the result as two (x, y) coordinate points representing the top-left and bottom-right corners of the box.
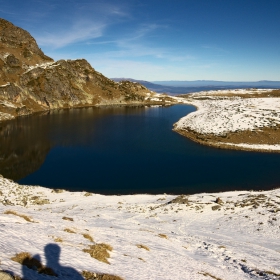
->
(0, 18), (53, 66)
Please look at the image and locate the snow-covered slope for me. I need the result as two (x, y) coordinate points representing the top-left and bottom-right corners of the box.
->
(173, 89), (280, 152)
(1, 176), (279, 280)
(175, 91), (280, 136)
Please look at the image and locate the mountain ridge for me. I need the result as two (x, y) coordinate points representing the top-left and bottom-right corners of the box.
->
(152, 80), (280, 87)
(0, 19), (165, 122)
(111, 78), (280, 95)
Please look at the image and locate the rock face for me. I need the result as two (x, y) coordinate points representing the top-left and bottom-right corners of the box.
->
(0, 18), (53, 85)
(0, 18), (155, 121)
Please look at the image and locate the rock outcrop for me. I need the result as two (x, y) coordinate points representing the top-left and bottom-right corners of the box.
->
(0, 18), (158, 121)
(0, 18), (53, 85)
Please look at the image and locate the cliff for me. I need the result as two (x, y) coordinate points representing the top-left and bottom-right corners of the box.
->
(0, 18), (158, 121)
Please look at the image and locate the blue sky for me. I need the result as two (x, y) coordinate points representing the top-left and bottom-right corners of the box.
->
(1, 0), (280, 81)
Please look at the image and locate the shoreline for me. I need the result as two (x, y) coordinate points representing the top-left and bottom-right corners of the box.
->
(2, 89), (280, 153)
(0, 175), (279, 280)
(173, 127), (280, 153)
(0, 92), (183, 123)
(173, 89), (280, 153)
(0, 99), (179, 123)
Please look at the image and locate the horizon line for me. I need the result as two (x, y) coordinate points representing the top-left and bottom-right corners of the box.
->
(111, 78), (280, 83)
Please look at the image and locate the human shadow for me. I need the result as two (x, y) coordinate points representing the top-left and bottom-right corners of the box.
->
(21, 243), (84, 279)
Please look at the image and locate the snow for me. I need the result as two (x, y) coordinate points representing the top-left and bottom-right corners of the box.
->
(224, 143), (280, 151)
(0, 83), (11, 88)
(0, 176), (279, 280)
(0, 100), (17, 108)
(173, 89), (280, 151)
(190, 88), (274, 96)
(175, 97), (280, 136)
(148, 97), (161, 102)
(1, 88), (280, 279)
(24, 62), (59, 74)
(0, 112), (14, 121)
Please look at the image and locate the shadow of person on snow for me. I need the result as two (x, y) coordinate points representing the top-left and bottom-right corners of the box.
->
(21, 243), (84, 280)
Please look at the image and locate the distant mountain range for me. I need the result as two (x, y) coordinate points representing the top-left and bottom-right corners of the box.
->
(111, 78), (280, 95)
(152, 80), (280, 87)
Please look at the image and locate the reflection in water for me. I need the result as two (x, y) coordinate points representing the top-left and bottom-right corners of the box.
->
(0, 116), (51, 180)
(0, 106), (154, 181)
(1, 105), (280, 194)
(46, 105), (150, 147)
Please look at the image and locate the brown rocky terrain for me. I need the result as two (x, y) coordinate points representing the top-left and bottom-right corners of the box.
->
(174, 126), (280, 152)
(0, 18), (163, 122)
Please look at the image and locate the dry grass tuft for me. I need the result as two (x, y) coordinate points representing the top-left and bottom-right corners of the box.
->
(198, 272), (223, 280)
(11, 252), (57, 276)
(158, 233), (168, 239)
(82, 270), (124, 280)
(169, 195), (189, 204)
(54, 237), (63, 243)
(11, 252), (31, 263)
(64, 228), (76, 233)
(83, 243), (113, 264)
(62, 216), (74, 221)
(264, 270), (280, 277)
(0, 272), (15, 280)
(136, 244), (150, 251)
(4, 210), (33, 222)
(51, 189), (64, 193)
(84, 192), (93, 197)
(82, 233), (94, 242)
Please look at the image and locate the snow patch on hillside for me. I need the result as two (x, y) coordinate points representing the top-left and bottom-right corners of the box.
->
(0, 177), (279, 280)
(0, 112), (14, 121)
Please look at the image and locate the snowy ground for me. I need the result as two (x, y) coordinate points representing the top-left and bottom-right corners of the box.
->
(173, 89), (280, 151)
(0, 176), (280, 280)
(1, 88), (280, 279)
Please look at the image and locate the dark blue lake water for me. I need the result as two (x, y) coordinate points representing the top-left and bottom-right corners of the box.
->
(1, 105), (279, 194)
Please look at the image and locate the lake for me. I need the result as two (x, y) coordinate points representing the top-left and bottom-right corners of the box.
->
(0, 105), (280, 194)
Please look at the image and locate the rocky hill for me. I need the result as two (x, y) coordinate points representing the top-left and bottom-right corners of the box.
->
(0, 18), (162, 122)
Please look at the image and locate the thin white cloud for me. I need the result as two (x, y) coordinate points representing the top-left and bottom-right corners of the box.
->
(85, 23), (165, 47)
(169, 54), (195, 61)
(88, 57), (205, 81)
(0, 1), (57, 21)
(128, 24), (166, 41)
(85, 23), (194, 62)
(201, 44), (229, 54)
(108, 6), (129, 17)
(35, 6), (195, 69)
(37, 21), (105, 49)
(97, 41), (195, 63)
(0, 9), (17, 15)
(34, 1), (130, 49)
